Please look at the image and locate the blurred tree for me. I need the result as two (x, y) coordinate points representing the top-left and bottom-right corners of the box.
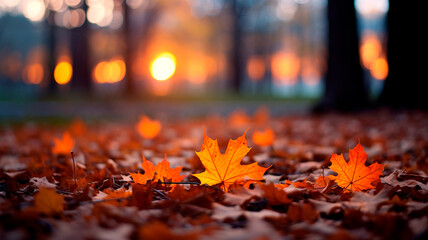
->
(70, 2), (91, 93)
(123, 1), (160, 96)
(46, 10), (57, 95)
(378, 0), (428, 109)
(229, 0), (245, 94)
(314, 0), (369, 112)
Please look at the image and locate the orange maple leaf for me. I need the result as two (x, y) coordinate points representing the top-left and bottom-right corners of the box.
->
(293, 178), (314, 189)
(130, 155), (186, 190)
(33, 188), (64, 215)
(275, 180), (292, 189)
(329, 142), (384, 192)
(192, 130), (270, 191)
(102, 188), (132, 206)
(52, 131), (74, 155)
(136, 115), (162, 139)
(314, 176), (331, 189)
(252, 128), (274, 146)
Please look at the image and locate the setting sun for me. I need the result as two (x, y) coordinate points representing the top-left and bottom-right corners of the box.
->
(150, 52), (176, 81)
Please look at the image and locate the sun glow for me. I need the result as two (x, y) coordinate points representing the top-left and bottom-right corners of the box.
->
(150, 52), (176, 81)
(93, 58), (126, 83)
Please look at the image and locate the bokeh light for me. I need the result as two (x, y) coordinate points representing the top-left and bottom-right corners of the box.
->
(276, 0), (297, 22)
(360, 33), (382, 69)
(54, 61), (73, 85)
(247, 56), (265, 82)
(47, 0), (66, 12)
(355, 0), (389, 17)
(126, 0), (148, 9)
(23, 0), (46, 22)
(64, 8), (85, 28)
(87, 0), (114, 27)
(271, 52), (300, 85)
(93, 58), (126, 83)
(64, 0), (81, 8)
(150, 53), (176, 81)
(23, 63), (44, 84)
(370, 57), (388, 80)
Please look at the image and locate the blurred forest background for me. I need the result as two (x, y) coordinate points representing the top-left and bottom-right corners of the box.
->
(0, 0), (426, 112)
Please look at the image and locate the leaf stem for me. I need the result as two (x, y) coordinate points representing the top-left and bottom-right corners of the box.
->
(151, 187), (172, 200)
(71, 151), (77, 189)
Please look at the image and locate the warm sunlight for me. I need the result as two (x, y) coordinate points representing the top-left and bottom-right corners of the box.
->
(150, 52), (176, 81)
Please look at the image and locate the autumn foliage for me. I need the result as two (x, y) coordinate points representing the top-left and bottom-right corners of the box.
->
(130, 155), (186, 190)
(252, 128), (274, 146)
(329, 142), (384, 191)
(52, 131), (74, 155)
(136, 115), (162, 139)
(1, 111), (427, 239)
(192, 130), (270, 191)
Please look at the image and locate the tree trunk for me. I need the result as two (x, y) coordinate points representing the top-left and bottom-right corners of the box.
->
(123, 2), (159, 96)
(230, 0), (243, 94)
(46, 11), (57, 95)
(70, 3), (91, 94)
(314, 0), (369, 112)
(124, 3), (135, 96)
(378, 0), (428, 109)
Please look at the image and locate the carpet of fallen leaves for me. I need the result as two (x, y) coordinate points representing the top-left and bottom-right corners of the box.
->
(1, 109), (428, 240)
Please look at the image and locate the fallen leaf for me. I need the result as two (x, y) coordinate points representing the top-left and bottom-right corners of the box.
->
(132, 183), (152, 209)
(167, 185), (217, 211)
(275, 180), (292, 189)
(260, 182), (291, 206)
(287, 203), (318, 223)
(33, 188), (64, 215)
(192, 130), (270, 191)
(329, 142), (384, 192)
(223, 186), (262, 205)
(212, 202), (283, 220)
(252, 128), (274, 146)
(136, 115), (161, 139)
(130, 155), (186, 190)
(102, 187), (132, 206)
(30, 176), (56, 189)
(293, 178), (314, 190)
(314, 176), (331, 189)
(52, 132), (74, 155)
(139, 221), (198, 240)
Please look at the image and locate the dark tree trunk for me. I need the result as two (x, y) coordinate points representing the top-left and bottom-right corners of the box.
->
(70, 3), (91, 94)
(124, 3), (135, 96)
(314, 0), (369, 112)
(378, 0), (428, 109)
(123, 2), (159, 96)
(230, 0), (243, 94)
(46, 11), (57, 95)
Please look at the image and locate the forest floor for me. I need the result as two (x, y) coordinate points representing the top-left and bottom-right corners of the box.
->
(0, 104), (427, 239)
